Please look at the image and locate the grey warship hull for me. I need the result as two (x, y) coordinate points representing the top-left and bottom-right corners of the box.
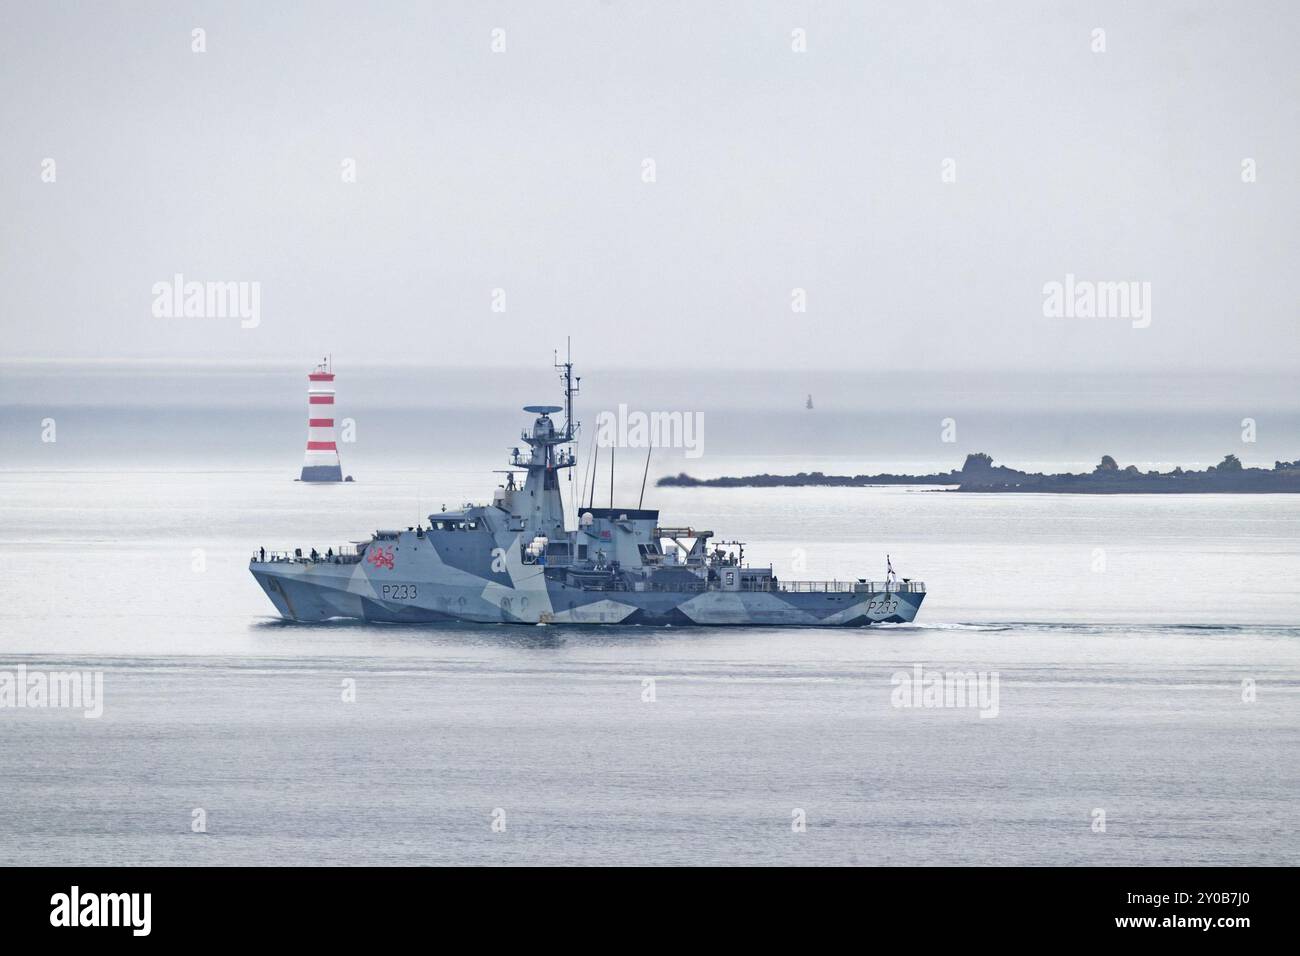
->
(251, 541), (925, 627)
(251, 354), (926, 627)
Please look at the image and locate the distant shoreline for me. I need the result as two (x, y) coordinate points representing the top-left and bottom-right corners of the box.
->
(658, 453), (1300, 494)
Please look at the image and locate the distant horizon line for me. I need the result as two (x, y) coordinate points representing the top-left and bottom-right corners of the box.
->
(3, 356), (1296, 377)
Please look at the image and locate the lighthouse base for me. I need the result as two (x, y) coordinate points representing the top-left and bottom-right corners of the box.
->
(299, 465), (343, 482)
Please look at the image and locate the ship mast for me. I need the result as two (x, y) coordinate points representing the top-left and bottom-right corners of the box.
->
(511, 344), (581, 538)
(555, 338), (581, 527)
(554, 337), (580, 445)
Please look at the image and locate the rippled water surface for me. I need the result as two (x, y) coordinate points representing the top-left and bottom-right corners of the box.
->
(1, 463), (1296, 865)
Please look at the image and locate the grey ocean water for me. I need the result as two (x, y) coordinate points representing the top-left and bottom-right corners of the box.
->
(1, 364), (1298, 865)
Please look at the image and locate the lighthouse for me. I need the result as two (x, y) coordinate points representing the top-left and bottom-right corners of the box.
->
(300, 358), (344, 482)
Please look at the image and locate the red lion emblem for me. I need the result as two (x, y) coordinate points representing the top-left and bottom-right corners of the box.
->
(366, 545), (395, 570)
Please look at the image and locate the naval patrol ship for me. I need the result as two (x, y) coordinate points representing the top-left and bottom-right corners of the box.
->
(249, 355), (926, 626)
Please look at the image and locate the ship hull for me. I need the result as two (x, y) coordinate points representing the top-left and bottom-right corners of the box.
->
(250, 561), (924, 627)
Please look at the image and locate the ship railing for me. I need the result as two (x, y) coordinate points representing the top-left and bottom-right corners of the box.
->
(252, 548), (365, 565)
(573, 581), (709, 593)
(775, 580), (925, 594)
(569, 579), (925, 594)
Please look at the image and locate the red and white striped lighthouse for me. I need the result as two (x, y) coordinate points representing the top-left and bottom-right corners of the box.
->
(300, 358), (344, 482)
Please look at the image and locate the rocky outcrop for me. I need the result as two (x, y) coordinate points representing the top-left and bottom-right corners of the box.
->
(658, 453), (1300, 493)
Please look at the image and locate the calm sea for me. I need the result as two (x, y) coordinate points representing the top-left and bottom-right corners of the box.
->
(0, 364), (1297, 865)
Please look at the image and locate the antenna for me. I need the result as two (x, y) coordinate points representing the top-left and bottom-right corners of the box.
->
(574, 431), (590, 527)
(609, 444), (614, 508)
(554, 336), (579, 444)
(638, 441), (653, 509)
(588, 443), (599, 510)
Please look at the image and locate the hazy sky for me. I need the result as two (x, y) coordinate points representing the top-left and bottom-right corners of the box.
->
(1, 1), (1296, 371)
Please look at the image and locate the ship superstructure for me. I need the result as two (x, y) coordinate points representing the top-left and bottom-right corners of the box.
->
(251, 353), (925, 626)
